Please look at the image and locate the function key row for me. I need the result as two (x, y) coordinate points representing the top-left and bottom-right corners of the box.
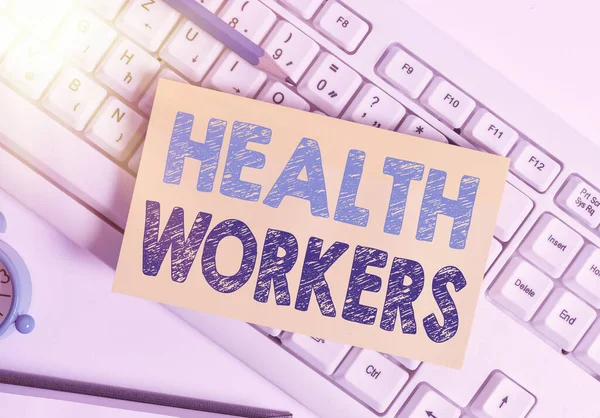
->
(376, 44), (563, 193)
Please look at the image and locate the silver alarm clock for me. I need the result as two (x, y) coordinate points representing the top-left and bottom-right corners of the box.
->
(0, 211), (34, 337)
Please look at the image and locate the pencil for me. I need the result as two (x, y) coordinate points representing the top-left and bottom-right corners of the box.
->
(163, 0), (295, 85)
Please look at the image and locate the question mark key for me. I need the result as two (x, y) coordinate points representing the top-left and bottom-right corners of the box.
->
(341, 84), (406, 130)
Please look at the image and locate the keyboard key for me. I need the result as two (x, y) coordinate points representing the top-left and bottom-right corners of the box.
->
(313, 1), (369, 52)
(389, 355), (421, 371)
(574, 321), (600, 375)
(520, 214), (583, 278)
(342, 84), (406, 130)
(508, 141), (560, 192)
(0, 37), (63, 100)
(219, 0), (277, 44)
(556, 176), (600, 229)
(160, 20), (224, 83)
(282, 333), (350, 375)
(10, 0), (72, 40)
(138, 68), (188, 116)
(203, 51), (267, 98)
(96, 39), (160, 102)
(279, 0), (323, 20)
(257, 81), (310, 111)
(421, 77), (476, 128)
(488, 258), (553, 321)
(297, 53), (362, 117)
(377, 46), (433, 99)
(42, 68), (107, 131)
(116, 0), (180, 52)
(85, 97), (147, 161)
(486, 238), (502, 272)
(463, 109), (518, 156)
(397, 385), (461, 418)
(335, 349), (408, 413)
(533, 288), (596, 351)
(195, 0), (226, 13)
(494, 183), (533, 242)
(0, 16), (17, 60)
(80, 0), (127, 20)
(0, 82), (135, 229)
(128, 142), (144, 174)
(256, 325), (282, 337)
(397, 115), (448, 143)
(563, 245), (600, 308)
(54, 8), (118, 72)
(470, 371), (535, 418)
(261, 21), (320, 83)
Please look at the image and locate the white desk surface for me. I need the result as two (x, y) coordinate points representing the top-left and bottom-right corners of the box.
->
(0, 190), (315, 418)
(2, 2), (598, 417)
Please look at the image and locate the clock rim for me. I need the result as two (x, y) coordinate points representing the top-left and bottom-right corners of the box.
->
(0, 241), (32, 336)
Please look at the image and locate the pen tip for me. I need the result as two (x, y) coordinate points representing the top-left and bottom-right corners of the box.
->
(285, 76), (297, 87)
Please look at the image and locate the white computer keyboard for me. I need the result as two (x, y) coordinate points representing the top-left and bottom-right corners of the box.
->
(1, 0), (599, 417)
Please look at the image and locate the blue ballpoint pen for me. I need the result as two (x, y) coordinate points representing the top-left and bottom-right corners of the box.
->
(163, 0), (295, 85)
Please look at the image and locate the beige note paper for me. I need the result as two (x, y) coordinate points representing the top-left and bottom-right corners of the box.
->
(114, 80), (509, 368)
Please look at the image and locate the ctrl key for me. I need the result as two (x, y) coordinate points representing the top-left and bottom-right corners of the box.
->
(334, 349), (408, 413)
(470, 371), (535, 418)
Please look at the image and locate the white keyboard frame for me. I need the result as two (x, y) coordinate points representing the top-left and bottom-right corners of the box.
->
(1, 0), (599, 417)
